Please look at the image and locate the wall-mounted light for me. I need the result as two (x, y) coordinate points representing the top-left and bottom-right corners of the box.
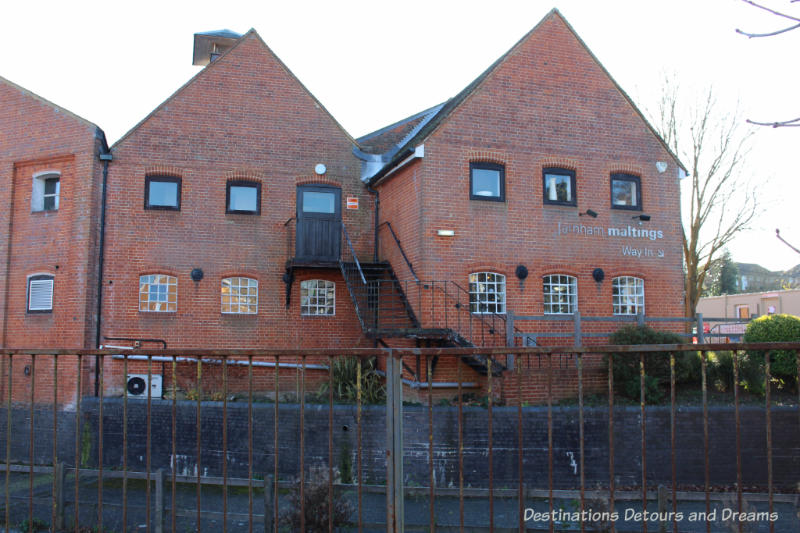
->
(437, 230), (455, 237)
(191, 268), (204, 282)
(632, 214), (651, 222)
(579, 209), (598, 218)
(656, 161), (668, 173)
(314, 163), (327, 175)
(592, 268), (605, 283)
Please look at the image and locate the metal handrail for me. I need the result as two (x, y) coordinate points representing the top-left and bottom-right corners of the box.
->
(378, 221), (419, 282)
(341, 222), (367, 285)
(429, 280), (523, 345)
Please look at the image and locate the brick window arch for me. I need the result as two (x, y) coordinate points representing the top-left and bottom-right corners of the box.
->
(468, 272), (506, 314)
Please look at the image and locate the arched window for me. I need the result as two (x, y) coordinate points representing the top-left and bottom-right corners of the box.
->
(32, 171), (60, 212)
(139, 274), (177, 312)
(543, 274), (577, 314)
(612, 276), (644, 315)
(468, 272), (506, 314)
(300, 279), (335, 316)
(221, 277), (258, 314)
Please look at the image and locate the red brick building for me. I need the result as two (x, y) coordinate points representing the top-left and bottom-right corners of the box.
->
(0, 10), (684, 403)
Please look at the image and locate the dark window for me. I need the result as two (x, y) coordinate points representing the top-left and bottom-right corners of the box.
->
(610, 173), (641, 210)
(226, 181), (261, 214)
(145, 175), (181, 210)
(43, 177), (60, 211)
(27, 274), (54, 313)
(542, 168), (576, 206)
(470, 162), (505, 202)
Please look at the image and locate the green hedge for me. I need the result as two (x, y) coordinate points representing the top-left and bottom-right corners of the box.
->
(607, 324), (695, 403)
(743, 313), (800, 389)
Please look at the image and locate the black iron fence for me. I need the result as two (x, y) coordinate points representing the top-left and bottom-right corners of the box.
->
(1, 343), (799, 532)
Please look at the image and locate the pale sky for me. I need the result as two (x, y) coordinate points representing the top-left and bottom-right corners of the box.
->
(2, 0), (798, 271)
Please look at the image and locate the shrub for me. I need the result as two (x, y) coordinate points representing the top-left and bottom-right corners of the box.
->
(607, 324), (689, 403)
(317, 356), (386, 404)
(279, 471), (353, 532)
(743, 314), (800, 389)
(707, 351), (764, 393)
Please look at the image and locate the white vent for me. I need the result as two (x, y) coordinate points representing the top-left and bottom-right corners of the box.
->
(126, 374), (163, 399)
(28, 278), (54, 311)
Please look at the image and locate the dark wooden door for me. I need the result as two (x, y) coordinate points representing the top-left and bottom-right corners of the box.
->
(296, 185), (341, 262)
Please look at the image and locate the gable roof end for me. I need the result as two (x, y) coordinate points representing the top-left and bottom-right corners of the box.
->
(367, 8), (686, 186)
(114, 29), (357, 149)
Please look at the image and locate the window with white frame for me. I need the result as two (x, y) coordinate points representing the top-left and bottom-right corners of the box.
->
(543, 274), (577, 314)
(468, 272), (506, 314)
(221, 277), (258, 314)
(300, 279), (335, 316)
(612, 276), (644, 315)
(27, 274), (54, 312)
(139, 274), (177, 312)
(32, 172), (60, 212)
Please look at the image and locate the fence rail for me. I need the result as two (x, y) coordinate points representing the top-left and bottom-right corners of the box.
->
(1, 343), (799, 532)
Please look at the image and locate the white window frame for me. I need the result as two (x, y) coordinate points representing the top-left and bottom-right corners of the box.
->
(27, 274), (54, 312)
(543, 274), (577, 314)
(31, 171), (60, 212)
(221, 277), (258, 314)
(139, 274), (178, 312)
(469, 272), (506, 314)
(612, 276), (645, 315)
(300, 279), (335, 316)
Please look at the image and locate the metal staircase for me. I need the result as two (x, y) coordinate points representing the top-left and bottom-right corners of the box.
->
(339, 260), (504, 376)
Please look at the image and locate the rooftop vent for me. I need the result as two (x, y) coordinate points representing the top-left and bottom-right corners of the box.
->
(192, 30), (242, 66)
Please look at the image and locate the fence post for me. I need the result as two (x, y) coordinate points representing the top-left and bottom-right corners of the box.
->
(55, 462), (65, 530)
(506, 310), (515, 347)
(155, 468), (164, 533)
(264, 474), (274, 533)
(657, 484), (668, 533)
(385, 350), (404, 532)
(696, 313), (705, 344)
(573, 311), (582, 347)
(506, 311), (515, 370)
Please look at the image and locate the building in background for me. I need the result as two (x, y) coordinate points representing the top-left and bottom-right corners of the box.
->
(0, 10), (685, 404)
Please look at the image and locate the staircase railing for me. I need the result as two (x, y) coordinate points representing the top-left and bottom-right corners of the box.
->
(378, 221), (419, 282)
(339, 223), (372, 331)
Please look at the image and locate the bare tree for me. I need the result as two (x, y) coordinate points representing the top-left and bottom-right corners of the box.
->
(737, 0), (800, 127)
(654, 81), (758, 318)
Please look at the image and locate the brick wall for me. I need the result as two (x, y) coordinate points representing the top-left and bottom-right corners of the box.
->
(373, 13), (686, 398)
(4, 400), (795, 490)
(100, 32), (372, 369)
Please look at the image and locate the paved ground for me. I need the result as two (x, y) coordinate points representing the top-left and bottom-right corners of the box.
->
(2, 472), (798, 531)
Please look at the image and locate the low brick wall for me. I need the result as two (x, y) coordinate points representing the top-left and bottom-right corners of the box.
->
(2, 399), (798, 490)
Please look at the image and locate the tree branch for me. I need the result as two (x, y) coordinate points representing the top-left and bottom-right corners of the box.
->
(736, 21), (800, 38)
(746, 117), (800, 127)
(739, 0), (800, 22)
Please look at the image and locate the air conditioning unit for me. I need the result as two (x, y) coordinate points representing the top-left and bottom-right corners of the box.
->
(126, 374), (163, 399)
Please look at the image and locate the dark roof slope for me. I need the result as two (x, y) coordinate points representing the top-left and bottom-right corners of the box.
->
(357, 104), (443, 155)
(367, 8), (686, 185)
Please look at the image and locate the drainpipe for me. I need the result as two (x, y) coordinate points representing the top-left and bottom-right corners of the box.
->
(94, 147), (113, 396)
(367, 185), (379, 262)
